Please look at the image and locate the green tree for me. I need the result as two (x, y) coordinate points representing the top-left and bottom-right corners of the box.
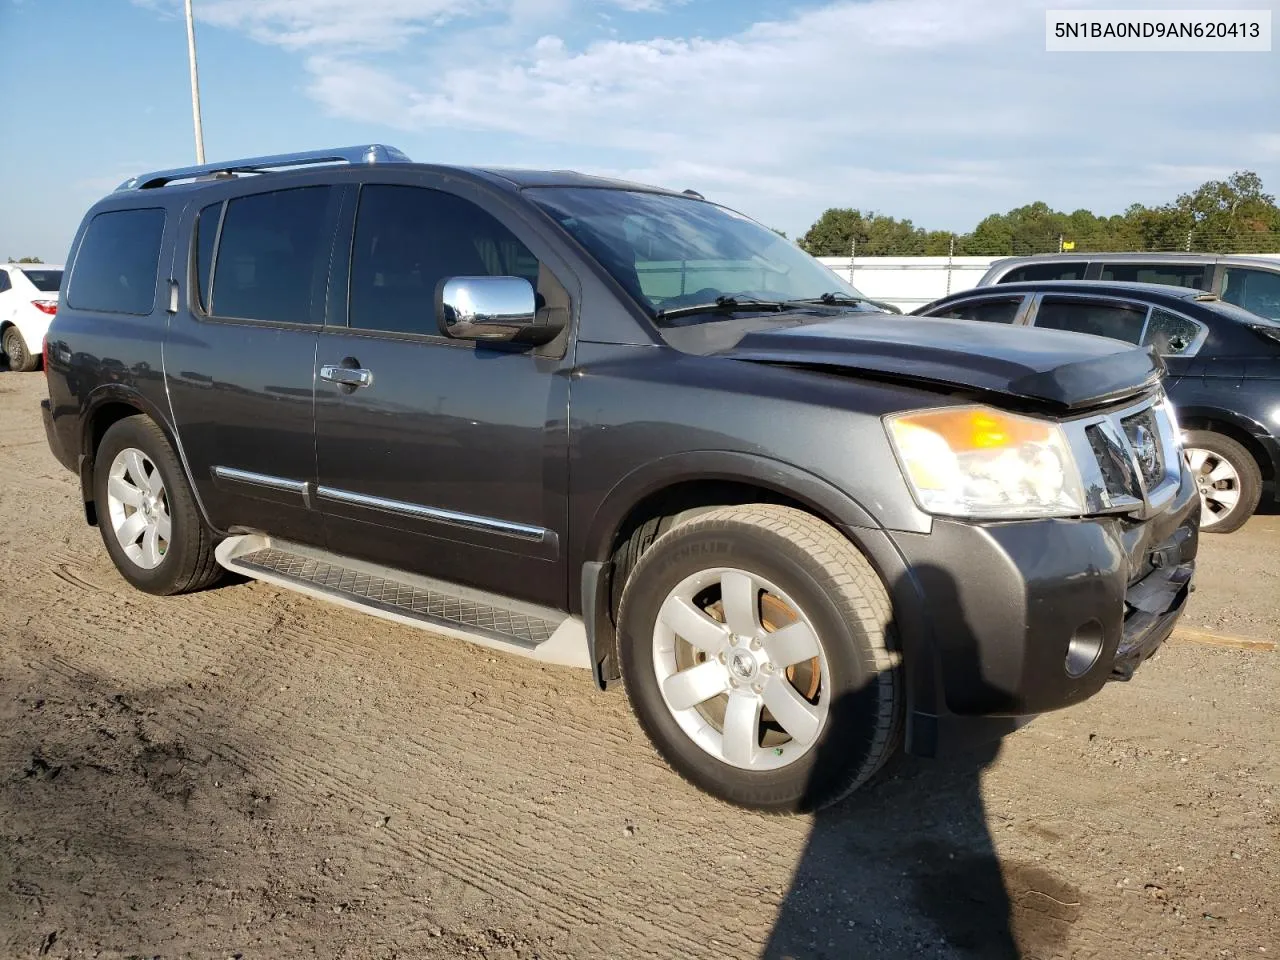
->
(6, 256), (43, 263)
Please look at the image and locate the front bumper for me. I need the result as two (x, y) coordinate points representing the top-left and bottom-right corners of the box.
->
(882, 467), (1199, 755)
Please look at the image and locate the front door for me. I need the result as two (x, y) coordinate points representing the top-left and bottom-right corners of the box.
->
(313, 181), (575, 610)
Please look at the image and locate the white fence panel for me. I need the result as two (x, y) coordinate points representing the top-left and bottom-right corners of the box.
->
(815, 254), (1280, 314)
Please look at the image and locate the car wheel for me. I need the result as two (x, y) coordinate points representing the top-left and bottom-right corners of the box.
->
(92, 415), (223, 594)
(617, 504), (901, 813)
(1183, 430), (1262, 535)
(2, 326), (38, 372)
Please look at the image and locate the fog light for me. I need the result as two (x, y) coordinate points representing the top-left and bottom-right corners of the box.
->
(1065, 620), (1104, 678)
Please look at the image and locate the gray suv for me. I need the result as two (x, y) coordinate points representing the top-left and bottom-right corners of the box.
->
(977, 253), (1280, 321)
(42, 146), (1199, 812)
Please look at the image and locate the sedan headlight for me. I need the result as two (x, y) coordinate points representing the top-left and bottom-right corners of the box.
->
(885, 406), (1087, 519)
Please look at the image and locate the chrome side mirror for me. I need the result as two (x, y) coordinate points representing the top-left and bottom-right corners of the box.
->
(436, 275), (560, 345)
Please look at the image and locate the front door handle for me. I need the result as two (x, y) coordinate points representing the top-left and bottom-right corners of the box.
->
(320, 363), (373, 389)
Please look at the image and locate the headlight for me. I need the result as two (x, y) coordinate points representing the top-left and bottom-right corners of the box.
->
(885, 405), (1087, 519)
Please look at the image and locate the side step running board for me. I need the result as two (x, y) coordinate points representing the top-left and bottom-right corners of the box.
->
(215, 535), (590, 669)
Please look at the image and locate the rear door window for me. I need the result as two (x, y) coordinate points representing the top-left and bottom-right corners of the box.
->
(998, 262), (1089, 282)
(1222, 267), (1280, 320)
(1142, 308), (1203, 356)
(67, 208), (166, 315)
(928, 297), (1023, 324)
(0, 272), (10, 293)
(1032, 297), (1148, 343)
(18, 269), (63, 292)
(210, 187), (333, 324)
(1099, 262), (1210, 290)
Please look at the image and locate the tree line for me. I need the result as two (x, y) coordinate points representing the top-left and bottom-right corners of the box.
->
(799, 171), (1280, 257)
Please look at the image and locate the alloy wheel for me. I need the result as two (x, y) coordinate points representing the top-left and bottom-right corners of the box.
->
(651, 567), (829, 771)
(105, 447), (171, 569)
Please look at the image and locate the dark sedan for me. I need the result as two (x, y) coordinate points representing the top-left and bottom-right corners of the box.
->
(915, 280), (1280, 533)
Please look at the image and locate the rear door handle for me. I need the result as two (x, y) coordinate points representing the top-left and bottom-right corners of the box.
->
(320, 364), (373, 388)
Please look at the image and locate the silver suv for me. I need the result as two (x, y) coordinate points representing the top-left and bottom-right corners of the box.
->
(976, 253), (1280, 321)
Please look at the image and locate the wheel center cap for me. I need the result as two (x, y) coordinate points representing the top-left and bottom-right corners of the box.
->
(729, 650), (757, 680)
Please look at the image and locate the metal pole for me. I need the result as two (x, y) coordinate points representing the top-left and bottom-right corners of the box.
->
(185, 0), (206, 163)
(849, 237), (856, 285)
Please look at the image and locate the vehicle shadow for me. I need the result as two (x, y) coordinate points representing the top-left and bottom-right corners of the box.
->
(762, 565), (1083, 959)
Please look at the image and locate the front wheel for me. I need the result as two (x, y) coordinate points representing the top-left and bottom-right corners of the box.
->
(618, 505), (901, 813)
(1184, 430), (1261, 534)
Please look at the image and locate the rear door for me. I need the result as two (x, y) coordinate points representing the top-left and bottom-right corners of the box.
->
(312, 177), (577, 610)
(164, 180), (342, 544)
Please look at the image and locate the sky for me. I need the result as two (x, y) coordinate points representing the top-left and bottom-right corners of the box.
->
(1, 0), (1277, 263)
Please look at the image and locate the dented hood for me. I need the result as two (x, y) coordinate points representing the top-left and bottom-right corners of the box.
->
(722, 314), (1165, 410)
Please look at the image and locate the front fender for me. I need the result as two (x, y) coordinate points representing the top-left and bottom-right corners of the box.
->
(578, 449), (884, 569)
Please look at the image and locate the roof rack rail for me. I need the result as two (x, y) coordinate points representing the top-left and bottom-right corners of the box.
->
(115, 144), (411, 191)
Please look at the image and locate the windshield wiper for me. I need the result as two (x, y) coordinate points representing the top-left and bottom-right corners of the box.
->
(786, 292), (865, 307)
(653, 295), (792, 323)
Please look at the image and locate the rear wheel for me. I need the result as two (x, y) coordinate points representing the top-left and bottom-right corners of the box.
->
(618, 505), (901, 812)
(1184, 430), (1261, 534)
(93, 415), (223, 594)
(2, 327), (37, 372)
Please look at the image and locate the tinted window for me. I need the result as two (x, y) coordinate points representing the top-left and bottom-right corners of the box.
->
(194, 201), (222, 312)
(349, 185), (542, 335)
(930, 297), (1022, 324)
(19, 269), (63, 292)
(67, 208), (166, 315)
(1222, 267), (1280, 320)
(999, 262), (1088, 283)
(1033, 298), (1147, 343)
(1099, 262), (1209, 289)
(210, 187), (332, 324)
(0, 272), (9, 293)
(1143, 308), (1202, 356)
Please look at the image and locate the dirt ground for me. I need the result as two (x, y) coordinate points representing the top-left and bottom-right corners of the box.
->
(0, 367), (1276, 960)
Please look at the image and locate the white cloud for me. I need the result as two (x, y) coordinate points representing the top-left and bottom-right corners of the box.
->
(144, 0), (1279, 234)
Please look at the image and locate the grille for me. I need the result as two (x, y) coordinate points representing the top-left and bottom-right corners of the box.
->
(1120, 408), (1166, 489)
(1085, 423), (1138, 499)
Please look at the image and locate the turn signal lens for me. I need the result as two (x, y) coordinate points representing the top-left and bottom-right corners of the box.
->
(886, 406), (1087, 519)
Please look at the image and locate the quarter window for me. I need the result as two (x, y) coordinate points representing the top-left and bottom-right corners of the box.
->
(930, 297), (1022, 324)
(0, 271), (10, 293)
(67, 208), (166, 315)
(1142, 308), (1202, 356)
(210, 187), (333, 324)
(1033, 297), (1147, 344)
(999, 263), (1089, 283)
(194, 201), (222, 312)
(348, 185), (544, 336)
(1222, 267), (1280, 320)
(1099, 262), (1209, 290)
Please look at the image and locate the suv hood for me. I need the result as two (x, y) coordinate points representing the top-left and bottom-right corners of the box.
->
(722, 314), (1164, 410)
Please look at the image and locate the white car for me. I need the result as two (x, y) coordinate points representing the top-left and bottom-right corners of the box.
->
(1, 263), (63, 372)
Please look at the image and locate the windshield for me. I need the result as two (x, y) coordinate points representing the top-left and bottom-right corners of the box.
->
(19, 269), (63, 293)
(528, 188), (867, 321)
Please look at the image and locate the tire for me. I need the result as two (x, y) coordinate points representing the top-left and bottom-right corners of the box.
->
(92, 415), (223, 595)
(3, 326), (38, 372)
(617, 504), (901, 813)
(1184, 430), (1262, 535)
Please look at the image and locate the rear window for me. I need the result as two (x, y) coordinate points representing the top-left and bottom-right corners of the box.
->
(999, 262), (1089, 283)
(67, 208), (166, 315)
(1099, 262), (1209, 289)
(18, 269), (63, 292)
(209, 187), (332, 324)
